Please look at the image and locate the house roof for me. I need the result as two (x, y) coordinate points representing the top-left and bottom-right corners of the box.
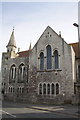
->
(69, 42), (80, 58)
(18, 50), (31, 57)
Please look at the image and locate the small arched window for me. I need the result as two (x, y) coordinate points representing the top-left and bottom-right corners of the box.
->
(56, 83), (59, 95)
(18, 64), (25, 82)
(10, 64), (16, 82)
(40, 52), (44, 70)
(54, 50), (59, 69)
(9, 87), (10, 92)
(47, 84), (50, 95)
(39, 83), (42, 95)
(43, 83), (46, 95)
(11, 87), (12, 93)
(46, 45), (52, 69)
(51, 83), (54, 95)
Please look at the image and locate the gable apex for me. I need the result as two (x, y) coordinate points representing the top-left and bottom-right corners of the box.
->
(45, 25), (62, 38)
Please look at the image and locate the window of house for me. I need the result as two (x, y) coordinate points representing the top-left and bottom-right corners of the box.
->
(40, 52), (44, 70)
(46, 45), (52, 69)
(51, 83), (54, 95)
(39, 83), (42, 95)
(11, 87), (12, 93)
(10, 64), (16, 82)
(54, 50), (59, 69)
(18, 64), (25, 82)
(9, 87), (10, 92)
(47, 83), (50, 95)
(22, 87), (24, 93)
(20, 88), (22, 93)
(43, 83), (46, 95)
(56, 83), (59, 95)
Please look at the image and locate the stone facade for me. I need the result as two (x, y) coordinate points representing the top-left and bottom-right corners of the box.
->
(1, 26), (80, 104)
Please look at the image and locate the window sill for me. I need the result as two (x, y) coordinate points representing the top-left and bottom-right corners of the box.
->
(37, 69), (62, 72)
(9, 81), (15, 83)
(17, 81), (24, 83)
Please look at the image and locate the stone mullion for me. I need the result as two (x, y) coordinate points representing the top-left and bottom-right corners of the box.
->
(44, 57), (46, 70)
(42, 83), (43, 95)
(59, 55), (60, 69)
(46, 83), (47, 95)
(50, 84), (52, 96)
(14, 66), (18, 101)
(52, 56), (54, 70)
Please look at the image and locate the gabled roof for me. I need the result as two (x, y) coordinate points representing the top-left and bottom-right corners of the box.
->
(18, 50), (31, 57)
(33, 26), (67, 49)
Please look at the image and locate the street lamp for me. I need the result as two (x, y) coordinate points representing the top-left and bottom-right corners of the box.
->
(73, 23), (80, 59)
(73, 23), (79, 42)
(73, 23), (80, 115)
(73, 23), (79, 27)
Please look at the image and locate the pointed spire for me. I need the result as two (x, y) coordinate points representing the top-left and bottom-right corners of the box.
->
(29, 42), (31, 50)
(6, 27), (16, 48)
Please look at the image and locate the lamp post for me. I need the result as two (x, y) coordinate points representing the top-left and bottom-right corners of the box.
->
(73, 23), (80, 57)
(73, 23), (80, 115)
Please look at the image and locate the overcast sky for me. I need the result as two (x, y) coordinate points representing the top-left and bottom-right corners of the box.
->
(0, 1), (79, 69)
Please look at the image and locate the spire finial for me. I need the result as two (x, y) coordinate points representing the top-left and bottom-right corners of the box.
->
(59, 31), (61, 37)
(13, 26), (14, 32)
(6, 27), (16, 48)
(29, 42), (31, 50)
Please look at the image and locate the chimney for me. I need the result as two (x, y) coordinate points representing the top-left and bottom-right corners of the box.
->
(18, 48), (20, 52)
(59, 31), (61, 37)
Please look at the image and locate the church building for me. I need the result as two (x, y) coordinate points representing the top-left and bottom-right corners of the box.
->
(1, 26), (80, 104)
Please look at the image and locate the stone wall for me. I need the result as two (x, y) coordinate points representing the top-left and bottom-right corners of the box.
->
(29, 26), (75, 104)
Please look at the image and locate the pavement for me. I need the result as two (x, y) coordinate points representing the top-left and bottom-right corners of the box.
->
(27, 104), (80, 118)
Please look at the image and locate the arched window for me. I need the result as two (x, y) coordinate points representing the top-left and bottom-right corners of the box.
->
(51, 83), (54, 95)
(54, 50), (59, 69)
(13, 88), (14, 93)
(20, 88), (22, 93)
(10, 64), (16, 82)
(18, 64), (25, 82)
(46, 45), (52, 69)
(39, 83), (42, 95)
(9, 87), (10, 92)
(43, 83), (46, 95)
(11, 87), (12, 93)
(22, 87), (24, 93)
(56, 83), (59, 95)
(40, 52), (44, 70)
(47, 84), (50, 95)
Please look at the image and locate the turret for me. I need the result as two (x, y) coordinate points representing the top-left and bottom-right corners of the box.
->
(6, 27), (17, 58)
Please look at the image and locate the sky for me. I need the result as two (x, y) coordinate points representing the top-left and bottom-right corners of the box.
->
(0, 1), (79, 69)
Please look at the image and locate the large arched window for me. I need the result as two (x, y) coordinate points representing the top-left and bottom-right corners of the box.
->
(56, 83), (59, 95)
(10, 64), (16, 82)
(43, 83), (46, 95)
(47, 83), (50, 95)
(51, 83), (54, 95)
(18, 63), (25, 82)
(46, 45), (52, 69)
(40, 52), (44, 70)
(54, 50), (59, 69)
(39, 83), (42, 95)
